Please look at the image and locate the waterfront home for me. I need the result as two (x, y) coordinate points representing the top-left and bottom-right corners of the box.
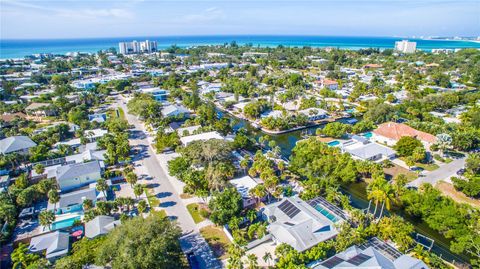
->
(85, 215), (121, 239)
(47, 187), (106, 215)
(340, 135), (396, 162)
(180, 131), (229, 146)
(260, 110), (284, 119)
(0, 135), (37, 155)
(28, 231), (70, 262)
(229, 175), (262, 208)
(310, 237), (428, 269)
(49, 160), (103, 192)
(161, 104), (190, 118)
(298, 108), (328, 121)
(263, 196), (342, 252)
(372, 122), (437, 150)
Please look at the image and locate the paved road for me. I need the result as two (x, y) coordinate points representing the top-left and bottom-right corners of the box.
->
(407, 157), (466, 188)
(114, 96), (222, 269)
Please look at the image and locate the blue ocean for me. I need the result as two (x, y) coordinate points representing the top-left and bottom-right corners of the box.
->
(1, 35), (479, 59)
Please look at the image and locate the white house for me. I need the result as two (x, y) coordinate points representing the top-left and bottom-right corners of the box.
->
(298, 108), (328, 121)
(263, 196), (343, 252)
(161, 104), (190, 118)
(180, 131), (226, 146)
(341, 135), (396, 162)
(29, 231), (70, 261)
(229, 176), (262, 208)
(0, 136), (37, 155)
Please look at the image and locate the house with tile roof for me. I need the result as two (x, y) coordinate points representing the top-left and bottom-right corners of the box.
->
(372, 122), (438, 150)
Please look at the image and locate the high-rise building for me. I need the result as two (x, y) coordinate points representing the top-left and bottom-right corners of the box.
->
(394, 40), (417, 53)
(118, 40), (158, 54)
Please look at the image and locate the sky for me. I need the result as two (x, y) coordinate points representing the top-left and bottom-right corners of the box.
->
(1, 0), (479, 39)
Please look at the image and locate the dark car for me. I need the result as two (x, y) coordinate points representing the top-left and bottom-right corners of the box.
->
(186, 252), (200, 269)
(456, 169), (466, 176)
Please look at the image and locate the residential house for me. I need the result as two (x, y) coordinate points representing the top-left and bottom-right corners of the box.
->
(298, 108), (328, 121)
(28, 231), (70, 261)
(263, 196), (343, 252)
(88, 113), (107, 123)
(49, 160), (103, 192)
(180, 131), (228, 146)
(229, 176), (262, 208)
(310, 237), (428, 269)
(176, 125), (201, 137)
(316, 79), (339, 90)
(25, 102), (55, 118)
(0, 136), (37, 155)
(161, 104), (190, 118)
(138, 87), (169, 102)
(47, 187), (106, 215)
(84, 129), (108, 142)
(85, 216), (121, 239)
(0, 112), (27, 128)
(340, 135), (396, 162)
(372, 122), (438, 150)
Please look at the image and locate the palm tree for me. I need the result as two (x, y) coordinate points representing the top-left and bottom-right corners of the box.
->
(436, 133), (452, 157)
(125, 172), (138, 187)
(240, 158), (249, 175)
(83, 199), (94, 211)
(262, 252), (272, 267)
(96, 178), (109, 199)
(133, 184), (144, 199)
(39, 210), (55, 231)
(249, 185), (266, 206)
(246, 254), (259, 269)
(47, 189), (60, 214)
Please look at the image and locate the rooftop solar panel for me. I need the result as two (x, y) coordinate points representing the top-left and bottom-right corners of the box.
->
(278, 200), (300, 218)
(321, 256), (344, 268)
(347, 253), (371, 265)
(359, 237), (402, 260)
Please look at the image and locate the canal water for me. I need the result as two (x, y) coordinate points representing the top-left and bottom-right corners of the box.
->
(220, 110), (471, 265)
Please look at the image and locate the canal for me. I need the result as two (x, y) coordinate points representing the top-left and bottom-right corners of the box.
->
(220, 110), (471, 265)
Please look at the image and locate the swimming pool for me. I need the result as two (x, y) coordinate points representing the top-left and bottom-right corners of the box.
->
(314, 205), (339, 223)
(51, 216), (81, 230)
(363, 132), (373, 138)
(327, 140), (340, 147)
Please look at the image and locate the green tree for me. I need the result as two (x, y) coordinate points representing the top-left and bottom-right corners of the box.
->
(96, 178), (109, 199)
(394, 136), (423, 157)
(11, 243), (46, 269)
(39, 210), (55, 230)
(48, 189), (60, 213)
(209, 187), (243, 225)
(95, 213), (186, 269)
(34, 164), (45, 175)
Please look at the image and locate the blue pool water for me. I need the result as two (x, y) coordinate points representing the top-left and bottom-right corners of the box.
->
(51, 216), (81, 230)
(327, 140), (340, 147)
(363, 132), (373, 138)
(314, 205), (339, 223)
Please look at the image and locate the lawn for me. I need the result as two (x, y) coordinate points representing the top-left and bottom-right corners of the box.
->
(144, 187), (160, 207)
(384, 164), (417, 182)
(415, 162), (440, 171)
(200, 225), (231, 260)
(186, 203), (206, 224)
(108, 108), (126, 120)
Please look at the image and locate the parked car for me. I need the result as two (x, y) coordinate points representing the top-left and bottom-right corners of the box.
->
(456, 168), (466, 176)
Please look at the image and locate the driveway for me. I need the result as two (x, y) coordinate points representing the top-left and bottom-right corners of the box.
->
(407, 157), (466, 188)
(113, 96), (222, 269)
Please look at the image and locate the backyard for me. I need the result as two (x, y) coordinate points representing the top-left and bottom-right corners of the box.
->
(200, 225), (231, 260)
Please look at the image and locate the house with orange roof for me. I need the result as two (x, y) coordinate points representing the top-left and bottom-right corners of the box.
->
(372, 122), (438, 150)
(363, 64), (383, 69)
(314, 79), (339, 90)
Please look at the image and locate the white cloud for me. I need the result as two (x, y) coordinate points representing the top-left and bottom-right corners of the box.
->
(181, 7), (225, 23)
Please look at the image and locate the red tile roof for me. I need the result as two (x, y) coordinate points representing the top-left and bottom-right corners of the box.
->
(373, 122), (437, 144)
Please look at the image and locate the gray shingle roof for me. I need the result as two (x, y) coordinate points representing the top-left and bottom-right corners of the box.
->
(0, 136), (37, 154)
(29, 231), (70, 260)
(85, 215), (121, 238)
(56, 160), (101, 181)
